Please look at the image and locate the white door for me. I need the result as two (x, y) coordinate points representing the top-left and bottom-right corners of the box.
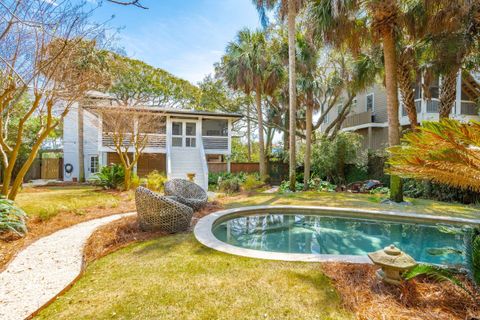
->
(171, 121), (197, 148)
(86, 154), (99, 179)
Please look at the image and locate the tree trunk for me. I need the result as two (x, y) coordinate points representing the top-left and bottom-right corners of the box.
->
(255, 89), (266, 178)
(283, 110), (289, 153)
(382, 28), (403, 202)
(439, 69), (457, 119)
(247, 103), (252, 161)
(303, 102), (313, 190)
(288, 1), (297, 192)
(397, 59), (418, 130)
(124, 167), (132, 191)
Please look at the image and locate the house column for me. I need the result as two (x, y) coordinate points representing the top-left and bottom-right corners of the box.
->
(165, 116), (172, 177)
(227, 119), (232, 173)
(455, 71), (462, 115)
(367, 126), (373, 150)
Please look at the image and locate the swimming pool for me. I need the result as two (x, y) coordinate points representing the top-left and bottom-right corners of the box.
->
(195, 206), (479, 265)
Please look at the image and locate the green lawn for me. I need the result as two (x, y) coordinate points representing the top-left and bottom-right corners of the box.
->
(221, 191), (480, 220)
(16, 186), (126, 220)
(35, 234), (352, 320)
(33, 189), (480, 319)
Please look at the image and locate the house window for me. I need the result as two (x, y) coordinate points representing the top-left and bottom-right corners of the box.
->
(429, 77), (439, 99)
(90, 155), (99, 174)
(202, 119), (228, 136)
(366, 93), (374, 112)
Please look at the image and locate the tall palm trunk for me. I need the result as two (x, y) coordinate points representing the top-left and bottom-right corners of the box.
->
(397, 58), (418, 130)
(439, 69), (457, 119)
(247, 103), (252, 161)
(255, 88), (266, 177)
(382, 28), (403, 202)
(303, 101), (313, 190)
(288, 1), (297, 191)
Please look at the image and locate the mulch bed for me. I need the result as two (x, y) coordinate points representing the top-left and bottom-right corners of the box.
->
(83, 201), (223, 264)
(322, 263), (480, 320)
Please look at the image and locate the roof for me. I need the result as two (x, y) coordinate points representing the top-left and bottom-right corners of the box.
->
(84, 104), (243, 119)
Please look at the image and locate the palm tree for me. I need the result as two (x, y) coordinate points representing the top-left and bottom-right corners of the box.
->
(253, 0), (306, 191)
(296, 33), (320, 189)
(307, 0), (404, 202)
(220, 29), (283, 178)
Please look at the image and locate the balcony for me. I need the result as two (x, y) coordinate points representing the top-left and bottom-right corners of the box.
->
(202, 136), (228, 150)
(102, 133), (166, 149)
(342, 111), (374, 128)
(460, 101), (478, 115)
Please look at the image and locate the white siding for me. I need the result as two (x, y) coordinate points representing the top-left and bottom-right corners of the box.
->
(63, 103), (79, 181)
(83, 109), (100, 180)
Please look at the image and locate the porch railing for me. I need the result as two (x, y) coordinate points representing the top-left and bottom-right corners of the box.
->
(342, 111), (373, 128)
(461, 101), (478, 115)
(102, 133), (166, 149)
(426, 99), (439, 113)
(202, 136), (228, 150)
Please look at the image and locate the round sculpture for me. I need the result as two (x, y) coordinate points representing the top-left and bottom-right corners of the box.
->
(135, 187), (193, 233)
(164, 179), (208, 211)
(368, 244), (417, 285)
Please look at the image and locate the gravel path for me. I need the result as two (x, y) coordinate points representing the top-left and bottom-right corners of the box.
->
(0, 212), (135, 320)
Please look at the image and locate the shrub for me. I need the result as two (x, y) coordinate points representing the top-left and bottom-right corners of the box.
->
(241, 174), (264, 191)
(131, 174), (141, 189)
(370, 187), (390, 195)
(279, 180), (304, 192)
(310, 132), (366, 184)
(92, 164), (125, 190)
(218, 177), (241, 193)
(403, 179), (480, 204)
(145, 170), (167, 192)
(0, 198), (27, 236)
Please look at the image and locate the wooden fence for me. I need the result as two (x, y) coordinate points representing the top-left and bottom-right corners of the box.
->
(231, 162), (259, 173)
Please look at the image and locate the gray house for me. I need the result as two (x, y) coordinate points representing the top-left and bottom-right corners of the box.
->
(320, 72), (480, 150)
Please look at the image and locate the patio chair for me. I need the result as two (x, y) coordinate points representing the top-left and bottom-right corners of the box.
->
(135, 186), (193, 233)
(164, 179), (208, 211)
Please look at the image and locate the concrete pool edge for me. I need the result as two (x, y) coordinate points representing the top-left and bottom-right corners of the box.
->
(193, 205), (480, 264)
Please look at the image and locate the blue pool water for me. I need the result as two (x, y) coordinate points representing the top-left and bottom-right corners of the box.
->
(212, 213), (470, 266)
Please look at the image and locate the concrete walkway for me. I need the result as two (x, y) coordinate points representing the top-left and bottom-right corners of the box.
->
(0, 212), (135, 320)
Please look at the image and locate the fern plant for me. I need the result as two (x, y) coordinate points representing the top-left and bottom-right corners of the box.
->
(0, 198), (27, 236)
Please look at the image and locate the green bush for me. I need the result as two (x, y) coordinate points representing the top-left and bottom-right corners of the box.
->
(403, 179), (480, 204)
(0, 198), (27, 236)
(241, 174), (264, 191)
(145, 170), (167, 192)
(218, 177), (242, 193)
(370, 187), (390, 195)
(310, 132), (366, 184)
(279, 180), (304, 192)
(92, 164), (125, 190)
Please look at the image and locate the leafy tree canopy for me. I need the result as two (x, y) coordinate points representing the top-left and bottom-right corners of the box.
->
(106, 54), (200, 109)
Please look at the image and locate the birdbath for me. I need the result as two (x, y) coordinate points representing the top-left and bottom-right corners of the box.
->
(186, 173), (196, 182)
(368, 245), (417, 285)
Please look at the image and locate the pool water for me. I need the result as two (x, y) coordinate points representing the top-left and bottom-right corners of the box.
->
(212, 213), (470, 266)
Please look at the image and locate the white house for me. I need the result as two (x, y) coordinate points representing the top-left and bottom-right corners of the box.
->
(63, 99), (242, 190)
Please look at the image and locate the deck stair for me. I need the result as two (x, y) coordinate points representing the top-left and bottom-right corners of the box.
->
(169, 147), (207, 190)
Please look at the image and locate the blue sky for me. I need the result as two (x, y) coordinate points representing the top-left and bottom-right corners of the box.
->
(91, 0), (262, 84)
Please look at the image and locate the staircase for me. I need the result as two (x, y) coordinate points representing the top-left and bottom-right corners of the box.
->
(168, 147), (208, 190)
